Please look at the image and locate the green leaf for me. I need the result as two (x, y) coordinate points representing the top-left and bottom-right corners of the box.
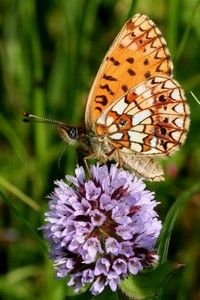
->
(64, 286), (120, 300)
(92, 287), (120, 300)
(119, 262), (181, 300)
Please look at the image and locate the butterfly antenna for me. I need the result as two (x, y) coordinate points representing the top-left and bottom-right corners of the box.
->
(23, 112), (66, 126)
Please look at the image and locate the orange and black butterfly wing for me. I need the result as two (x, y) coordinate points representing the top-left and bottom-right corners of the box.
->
(85, 13), (173, 128)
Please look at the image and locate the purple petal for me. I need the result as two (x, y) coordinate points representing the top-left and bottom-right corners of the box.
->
(112, 258), (127, 275)
(128, 257), (143, 275)
(90, 276), (107, 295)
(105, 237), (121, 255)
(120, 241), (135, 257)
(82, 269), (95, 283)
(82, 237), (103, 263)
(75, 165), (85, 184)
(99, 193), (116, 211)
(85, 181), (101, 201)
(94, 257), (110, 276)
(116, 225), (133, 240)
(90, 209), (106, 226)
(67, 272), (83, 293)
(108, 276), (120, 291)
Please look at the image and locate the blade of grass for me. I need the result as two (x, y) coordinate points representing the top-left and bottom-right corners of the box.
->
(126, 0), (139, 19)
(0, 176), (40, 211)
(166, 0), (180, 57)
(158, 182), (200, 263)
(0, 114), (29, 163)
(0, 191), (45, 250)
(175, 0), (200, 63)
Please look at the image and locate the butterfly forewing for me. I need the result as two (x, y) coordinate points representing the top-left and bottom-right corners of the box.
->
(85, 13), (173, 126)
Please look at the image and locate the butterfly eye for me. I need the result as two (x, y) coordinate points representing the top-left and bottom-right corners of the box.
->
(59, 125), (79, 145)
(69, 128), (78, 139)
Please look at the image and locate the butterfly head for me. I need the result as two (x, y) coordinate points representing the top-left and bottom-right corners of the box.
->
(59, 124), (91, 154)
(23, 112), (90, 152)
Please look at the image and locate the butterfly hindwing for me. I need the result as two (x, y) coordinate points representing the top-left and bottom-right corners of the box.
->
(96, 76), (190, 156)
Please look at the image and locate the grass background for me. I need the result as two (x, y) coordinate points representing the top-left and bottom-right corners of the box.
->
(0, 0), (200, 299)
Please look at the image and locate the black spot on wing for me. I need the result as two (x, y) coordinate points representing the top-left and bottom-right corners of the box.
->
(103, 74), (117, 81)
(100, 84), (114, 95)
(144, 71), (151, 78)
(121, 85), (128, 92)
(109, 56), (120, 66)
(143, 58), (149, 65)
(163, 117), (169, 123)
(127, 68), (136, 76)
(160, 126), (167, 136)
(95, 106), (102, 113)
(159, 94), (167, 102)
(126, 57), (134, 64)
(95, 95), (108, 106)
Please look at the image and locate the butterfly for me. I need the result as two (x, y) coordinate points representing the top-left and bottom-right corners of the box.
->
(24, 13), (190, 181)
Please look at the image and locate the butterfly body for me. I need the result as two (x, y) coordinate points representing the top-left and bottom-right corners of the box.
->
(60, 13), (190, 181)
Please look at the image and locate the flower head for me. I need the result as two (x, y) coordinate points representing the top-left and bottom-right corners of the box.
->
(43, 164), (162, 295)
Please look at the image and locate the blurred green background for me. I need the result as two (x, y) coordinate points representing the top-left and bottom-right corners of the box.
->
(0, 0), (200, 299)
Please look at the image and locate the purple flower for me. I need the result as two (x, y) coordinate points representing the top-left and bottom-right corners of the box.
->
(43, 164), (162, 295)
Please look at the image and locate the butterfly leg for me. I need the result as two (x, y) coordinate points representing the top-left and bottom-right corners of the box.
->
(83, 153), (96, 176)
(104, 148), (123, 169)
(115, 150), (123, 168)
